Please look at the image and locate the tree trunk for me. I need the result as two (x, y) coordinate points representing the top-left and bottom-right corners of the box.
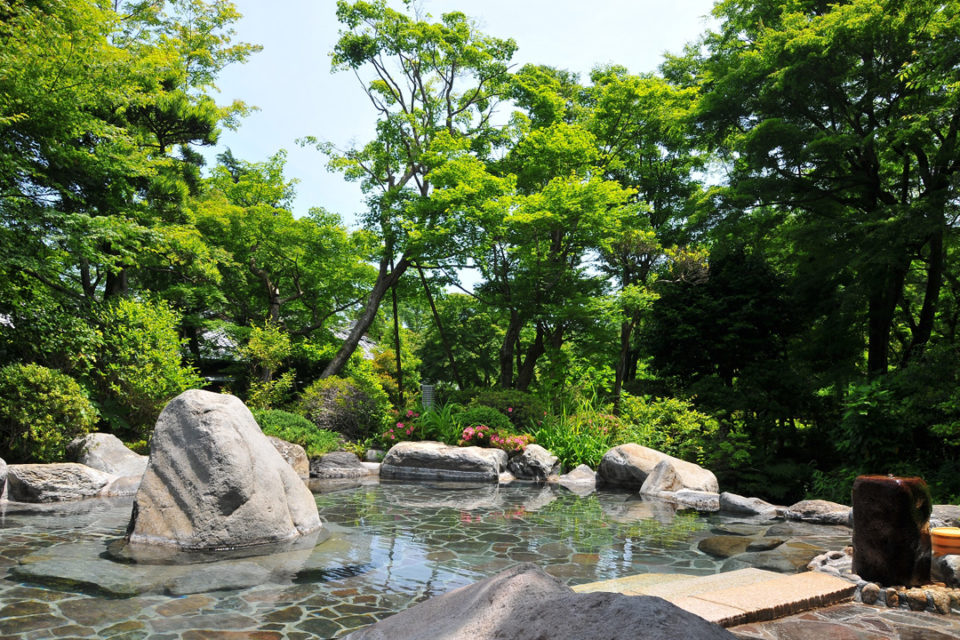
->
(515, 323), (563, 391)
(612, 317), (637, 416)
(390, 276), (404, 406)
(498, 310), (523, 388)
(321, 255), (410, 378)
(248, 257), (282, 324)
(902, 227), (945, 366)
(417, 266), (465, 389)
(104, 268), (128, 299)
(867, 265), (907, 377)
(515, 327), (545, 391)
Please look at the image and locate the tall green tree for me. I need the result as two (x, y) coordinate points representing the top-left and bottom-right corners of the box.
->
(0, 0), (255, 431)
(0, 0), (255, 323)
(694, 0), (960, 377)
(192, 151), (375, 360)
(586, 66), (705, 405)
(314, 0), (516, 378)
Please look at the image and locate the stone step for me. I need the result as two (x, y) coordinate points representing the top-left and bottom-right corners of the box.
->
(573, 568), (856, 627)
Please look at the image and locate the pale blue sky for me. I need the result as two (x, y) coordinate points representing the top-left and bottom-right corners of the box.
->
(207, 0), (717, 225)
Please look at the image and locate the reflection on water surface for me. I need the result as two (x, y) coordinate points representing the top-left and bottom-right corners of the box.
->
(0, 481), (849, 638)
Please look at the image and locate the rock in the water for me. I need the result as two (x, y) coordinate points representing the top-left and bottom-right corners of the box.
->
(852, 475), (931, 587)
(932, 553), (960, 587)
(602, 497), (678, 525)
(310, 451), (374, 479)
(640, 458), (719, 495)
(649, 489), (720, 512)
(343, 563), (736, 640)
(598, 444), (668, 488)
(699, 536), (755, 558)
(507, 444), (559, 481)
(722, 541), (823, 573)
(558, 464), (596, 495)
(0, 457), (6, 499)
(67, 433), (147, 478)
(807, 547), (853, 576)
(99, 475), (142, 497)
(931, 504), (960, 528)
(784, 499), (851, 526)
(6, 463), (116, 502)
(267, 436), (309, 478)
(379, 441), (507, 482)
(719, 492), (779, 518)
(126, 389), (321, 550)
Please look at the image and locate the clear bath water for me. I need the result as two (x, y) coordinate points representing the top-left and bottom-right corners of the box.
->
(0, 480), (851, 638)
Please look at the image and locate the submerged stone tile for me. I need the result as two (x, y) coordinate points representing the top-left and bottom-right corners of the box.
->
(100, 620), (148, 639)
(59, 597), (149, 627)
(294, 617), (343, 637)
(155, 594), (214, 617)
(180, 632), (283, 640)
(0, 600), (51, 617)
(767, 620), (888, 640)
(0, 613), (64, 635)
(332, 603), (377, 616)
(538, 542), (573, 558)
(333, 613), (378, 629)
(148, 613), (259, 633)
(50, 623), (97, 637)
(262, 605), (303, 623)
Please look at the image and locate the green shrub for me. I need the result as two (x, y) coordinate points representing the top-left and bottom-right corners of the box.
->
(251, 408), (342, 457)
(297, 374), (389, 441)
(246, 371), (295, 411)
(411, 403), (463, 444)
(455, 405), (513, 432)
(533, 409), (619, 470)
(96, 298), (203, 438)
(618, 394), (720, 464)
(0, 363), (99, 463)
(468, 389), (548, 432)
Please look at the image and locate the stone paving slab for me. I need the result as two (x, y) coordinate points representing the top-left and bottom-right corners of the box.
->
(572, 572), (695, 595)
(693, 571), (857, 626)
(573, 569), (856, 627)
(665, 595), (749, 625)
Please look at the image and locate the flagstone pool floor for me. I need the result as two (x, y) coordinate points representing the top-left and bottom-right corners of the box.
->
(2, 481), (958, 638)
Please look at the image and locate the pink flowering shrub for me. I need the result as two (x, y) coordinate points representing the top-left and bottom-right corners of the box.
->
(380, 410), (420, 444)
(458, 424), (534, 454)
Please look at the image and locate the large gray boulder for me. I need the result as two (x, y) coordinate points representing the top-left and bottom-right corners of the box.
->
(652, 489), (721, 512)
(6, 463), (116, 502)
(640, 457), (719, 495)
(931, 504), (960, 528)
(344, 563), (736, 640)
(380, 441), (507, 482)
(267, 436), (309, 479)
(0, 457), (6, 499)
(126, 389), (321, 550)
(719, 492), (779, 518)
(598, 444), (668, 488)
(558, 464), (597, 496)
(507, 444), (559, 481)
(310, 451), (374, 479)
(68, 433), (148, 478)
(784, 499), (851, 526)
(932, 553), (960, 588)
